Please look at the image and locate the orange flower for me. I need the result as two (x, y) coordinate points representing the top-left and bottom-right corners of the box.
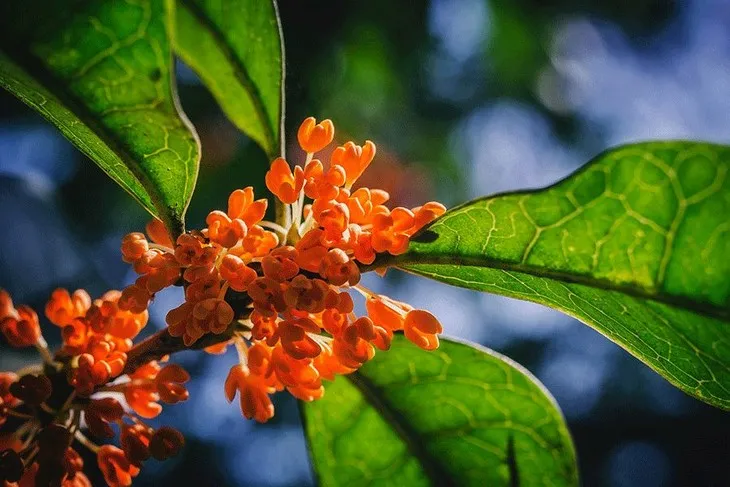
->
(283, 275), (329, 314)
(1, 304), (41, 348)
(365, 294), (411, 331)
(333, 317), (380, 368)
(248, 277), (287, 316)
(132, 251), (181, 293)
(0, 289), (15, 320)
(145, 218), (174, 248)
(206, 211), (247, 248)
(166, 302), (203, 347)
(410, 201), (447, 234)
(228, 187), (268, 227)
(251, 311), (278, 344)
(155, 364), (190, 404)
(261, 246), (300, 282)
(278, 317), (322, 360)
(124, 386), (160, 420)
(404, 309), (442, 351)
(97, 445), (139, 487)
(305, 163), (346, 202)
(174, 233), (218, 267)
(371, 207), (415, 255)
(265, 157), (304, 204)
(224, 365), (275, 423)
(297, 117), (335, 153)
(331, 140), (376, 188)
(232, 225), (279, 261)
(118, 283), (151, 315)
(356, 229), (379, 265)
(320, 248), (360, 286)
(87, 291), (148, 339)
(219, 254), (257, 292)
(294, 228), (328, 272)
(45, 288), (91, 327)
(122, 362), (189, 418)
(318, 202), (350, 243)
(71, 349), (127, 396)
(345, 187), (389, 224)
(120, 233), (149, 263)
(270, 346), (323, 400)
(0, 372), (18, 427)
(192, 298), (234, 335)
(314, 347), (354, 380)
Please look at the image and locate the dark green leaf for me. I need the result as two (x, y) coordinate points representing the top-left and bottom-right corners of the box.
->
(174, 0), (283, 158)
(0, 0), (200, 236)
(380, 141), (730, 409)
(303, 336), (578, 487)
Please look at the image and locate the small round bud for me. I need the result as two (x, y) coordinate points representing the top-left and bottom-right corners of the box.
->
(9, 374), (51, 406)
(149, 427), (185, 460)
(0, 449), (24, 482)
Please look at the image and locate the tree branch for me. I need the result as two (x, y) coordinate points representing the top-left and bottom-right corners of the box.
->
(123, 327), (236, 375)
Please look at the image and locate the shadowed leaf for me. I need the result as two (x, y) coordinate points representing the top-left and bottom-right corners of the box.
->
(174, 0), (283, 158)
(0, 0), (200, 236)
(303, 336), (578, 486)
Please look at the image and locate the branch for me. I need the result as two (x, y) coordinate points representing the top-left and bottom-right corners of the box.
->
(123, 327), (235, 375)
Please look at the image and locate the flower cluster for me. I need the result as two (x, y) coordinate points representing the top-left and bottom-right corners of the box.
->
(117, 117), (446, 423)
(0, 289), (188, 487)
(0, 117), (446, 486)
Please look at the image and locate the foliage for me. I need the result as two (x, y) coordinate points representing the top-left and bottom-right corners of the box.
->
(304, 335), (578, 486)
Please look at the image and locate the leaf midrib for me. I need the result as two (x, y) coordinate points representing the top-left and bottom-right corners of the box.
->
(345, 371), (457, 487)
(176, 0), (278, 158)
(362, 253), (729, 321)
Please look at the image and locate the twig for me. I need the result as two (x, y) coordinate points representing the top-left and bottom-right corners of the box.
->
(123, 326), (237, 375)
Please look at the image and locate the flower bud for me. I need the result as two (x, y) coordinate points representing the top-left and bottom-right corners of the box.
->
(0, 449), (24, 483)
(149, 427), (185, 460)
(9, 374), (51, 406)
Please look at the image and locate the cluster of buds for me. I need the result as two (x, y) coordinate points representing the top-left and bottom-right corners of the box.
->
(117, 117), (447, 422)
(0, 289), (188, 486)
(0, 117), (447, 485)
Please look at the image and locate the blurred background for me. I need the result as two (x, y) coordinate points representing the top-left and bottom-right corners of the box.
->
(1, 0), (730, 485)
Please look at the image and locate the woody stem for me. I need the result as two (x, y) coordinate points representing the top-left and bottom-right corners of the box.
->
(123, 327), (235, 375)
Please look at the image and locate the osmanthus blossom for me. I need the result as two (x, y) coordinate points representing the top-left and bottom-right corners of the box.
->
(0, 118), (445, 486)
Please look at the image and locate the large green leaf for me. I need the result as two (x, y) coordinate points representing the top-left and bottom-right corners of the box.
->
(377, 141), (730, 409)
(0, 0), (200, 236)
(174, 0), (283, 158)
(303, 335), (578, 487)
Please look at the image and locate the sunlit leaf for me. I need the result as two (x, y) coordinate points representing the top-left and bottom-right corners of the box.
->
(0, 0), (200, 236)
(174, 0), (283, 158)
(380, 141), (730, 409)
(303, 335), (578, 486)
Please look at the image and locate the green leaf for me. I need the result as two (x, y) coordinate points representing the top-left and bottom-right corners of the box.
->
(303, 335), (578, 487)
(0, 0), (200, 236)
(380, 141), (730, 410)
(173, 0), (283, 158)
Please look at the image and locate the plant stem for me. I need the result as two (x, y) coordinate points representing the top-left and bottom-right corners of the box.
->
(123, 322), (243, 375)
